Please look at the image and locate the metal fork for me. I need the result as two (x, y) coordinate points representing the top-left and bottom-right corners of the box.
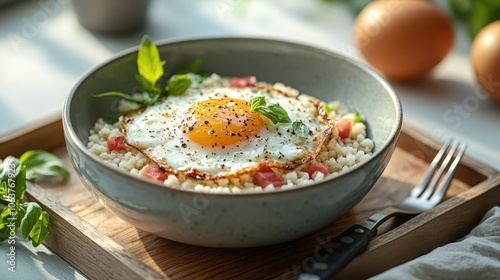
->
(296, 138), (468, 280)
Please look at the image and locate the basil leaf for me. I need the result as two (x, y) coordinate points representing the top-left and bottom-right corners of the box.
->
(137, 34), (165, 86)
(20, 202), (50, 247)
(0, 156), (18, 184)
(250, 96), (291, 124)
(167, 75), (192, 96)
(135, 74), (156, 95)
(29, 211), (50, 247)
(266, 104), (292, 123)
(20, 202), (42, 239)
(250, 96), (267, 108)
(0, 182), (6, 202)
(253, 103), (291, 124)
(20, 150), (69, 181)
(0, 151), (65, 248)
(15, 166), (26, 201)
(0, 205), (14, 241)
(92, 92), (148, 105)
(176, 59), (202, 74)
(15, 203), (25, 230)
(292, 121), (310, 138)
(0, 157), (26, 200)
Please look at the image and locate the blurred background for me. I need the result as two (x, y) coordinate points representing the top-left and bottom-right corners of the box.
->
(1, 0), (499, 165)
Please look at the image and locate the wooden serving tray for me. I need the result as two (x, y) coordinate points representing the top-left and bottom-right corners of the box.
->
(1, 114), (499, 280)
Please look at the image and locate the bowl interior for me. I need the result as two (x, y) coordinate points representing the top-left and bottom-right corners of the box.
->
(69, 37), (400, 159)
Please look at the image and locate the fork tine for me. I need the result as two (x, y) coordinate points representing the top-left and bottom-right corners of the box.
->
(430, 141), (467, 202)
(420, 139), (460, 200)
(410, 138), (453, 197)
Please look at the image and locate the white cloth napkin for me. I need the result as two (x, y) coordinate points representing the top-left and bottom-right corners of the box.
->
(370, 206), (500, 280)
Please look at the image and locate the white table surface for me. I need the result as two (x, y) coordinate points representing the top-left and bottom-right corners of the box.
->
(1, 0), (499, 279)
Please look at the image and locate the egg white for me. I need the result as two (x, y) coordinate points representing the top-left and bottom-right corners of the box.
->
(121, 81), (333, 179)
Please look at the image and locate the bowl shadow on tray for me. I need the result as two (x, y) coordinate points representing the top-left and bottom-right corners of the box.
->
(134, 176), (415, 280)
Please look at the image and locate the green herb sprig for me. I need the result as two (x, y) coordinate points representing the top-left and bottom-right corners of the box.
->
(250, 96), (310, 138)
(93, 35), (193, 106)
(250, 96), (291, 124)
(0, 150), (69, 247)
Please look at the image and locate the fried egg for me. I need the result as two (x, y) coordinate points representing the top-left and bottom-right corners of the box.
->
(121, 78), (333, 180)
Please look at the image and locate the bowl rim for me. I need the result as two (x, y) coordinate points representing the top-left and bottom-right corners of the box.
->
(63, 35), (403, 198)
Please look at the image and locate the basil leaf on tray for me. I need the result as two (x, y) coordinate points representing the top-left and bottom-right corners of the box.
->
(20, 202), (50, 247)
(20, 150), (69, 181)
(0, 156), (26, 201)
(0, 150), (68, 247)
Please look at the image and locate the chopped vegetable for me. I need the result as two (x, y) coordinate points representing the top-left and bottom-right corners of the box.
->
(336, 118), (352, 139)
(252, 166), (283, 188)
(107, 136), (128, 152)
(139, 164), (169, 182)
(308, 162), (329, 179)
(229, 76), (256, 88)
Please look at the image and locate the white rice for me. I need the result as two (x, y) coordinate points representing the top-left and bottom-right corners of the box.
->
(87, 74), (374, 193)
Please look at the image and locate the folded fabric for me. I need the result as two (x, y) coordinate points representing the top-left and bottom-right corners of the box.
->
(370, 206), (500, 280)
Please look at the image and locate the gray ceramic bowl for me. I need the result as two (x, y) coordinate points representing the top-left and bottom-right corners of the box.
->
(63, 37), (402, 248)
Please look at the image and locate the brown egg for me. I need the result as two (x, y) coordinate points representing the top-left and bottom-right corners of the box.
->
(471, 20), (500, 103)
(354, 0), (454, 81)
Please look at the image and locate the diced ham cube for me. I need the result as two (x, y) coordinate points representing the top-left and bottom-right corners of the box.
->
(336, 118), (352, 139)
(107, 136), (128, 152)
(140, 164), (169, 182)
(229, 76), (256, 88)
(252, 166), (283, 188)
(308, 162), (329, 179)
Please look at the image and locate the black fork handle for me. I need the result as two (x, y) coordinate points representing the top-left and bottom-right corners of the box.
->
(296, 224), (373, 280)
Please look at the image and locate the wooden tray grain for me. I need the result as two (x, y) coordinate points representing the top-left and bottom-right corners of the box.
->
(2, 117), (499, 280)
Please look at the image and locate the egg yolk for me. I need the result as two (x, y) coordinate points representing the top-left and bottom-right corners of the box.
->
(182, 98), (265, 148)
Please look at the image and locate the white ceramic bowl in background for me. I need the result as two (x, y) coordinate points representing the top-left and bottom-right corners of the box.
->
(63, 37), (402, 248)
(71, 0), (150, 33)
